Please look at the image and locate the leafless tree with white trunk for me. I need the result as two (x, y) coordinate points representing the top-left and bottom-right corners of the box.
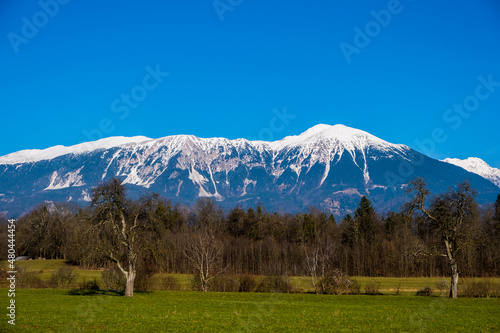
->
(183, 227), (224, 292)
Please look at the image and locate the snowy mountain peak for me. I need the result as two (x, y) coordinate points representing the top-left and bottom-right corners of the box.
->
(298, 124), (334, 137)
(268, 123), (399, 151)
(442, 157), (500, 188)
(0, 136), (152, 165)
(311, 124), (381, 141)
(0, 124), (405, 166)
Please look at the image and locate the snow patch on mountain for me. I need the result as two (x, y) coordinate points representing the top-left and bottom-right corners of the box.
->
(0, 136), (152, 165)
(189, 166), (223, 199)
(122, 165), (145, 187)
(332, 188), (362, 196)
(290, 164), (302, 177)
(442, 157), (500, 188)
(45, 167), (85, 190)
(189, 167), (208, 186)
(319, 159), (330, 188)
(176, 180), (183, 196)
(81, 190), (92, 202)
(241, 178), (257, 196)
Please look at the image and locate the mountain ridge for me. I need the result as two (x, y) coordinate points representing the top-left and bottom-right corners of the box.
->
(0, 124), (403, 164)
(1, 124), (498, 218)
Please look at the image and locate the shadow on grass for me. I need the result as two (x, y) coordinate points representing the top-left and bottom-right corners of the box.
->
(68, 289), (124, 296)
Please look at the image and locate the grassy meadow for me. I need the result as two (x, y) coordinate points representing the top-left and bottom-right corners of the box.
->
(1, 289), (499, 332)
(1, 260), (499, 332)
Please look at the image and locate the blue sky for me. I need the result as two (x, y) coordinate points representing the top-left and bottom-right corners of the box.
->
(1, 0), (500, 167)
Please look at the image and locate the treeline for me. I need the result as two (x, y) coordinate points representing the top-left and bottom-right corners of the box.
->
(2, 180), (500, 281)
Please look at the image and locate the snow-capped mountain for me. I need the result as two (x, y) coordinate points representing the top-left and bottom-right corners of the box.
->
(442, 157), (500, 188)
(1, 124), (498, 218)
(0, 136), (151, 165)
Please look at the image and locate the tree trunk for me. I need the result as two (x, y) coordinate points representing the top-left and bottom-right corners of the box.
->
(125, 270), (136, 297)
(444, 239), (458, 299)
(202, 261), (208, 292)
(124, 253), (137, 297)
(449, 260), (459, 299)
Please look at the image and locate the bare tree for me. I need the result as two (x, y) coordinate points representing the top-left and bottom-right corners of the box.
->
(183, 227), (224, 292)
(303, 241), (332, 292)
(405, 178), (478, 298)
(301, 209), (336, 292)
(91, 178), (156, 297)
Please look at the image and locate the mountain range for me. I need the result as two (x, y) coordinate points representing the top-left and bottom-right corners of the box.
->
(1, 124), (498, 218)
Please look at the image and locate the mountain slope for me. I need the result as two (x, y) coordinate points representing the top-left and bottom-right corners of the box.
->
(442, 157), (500, 188)
(1, 124), (498, 218)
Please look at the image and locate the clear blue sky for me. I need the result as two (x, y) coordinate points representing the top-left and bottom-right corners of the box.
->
(1, 0), (500, 167)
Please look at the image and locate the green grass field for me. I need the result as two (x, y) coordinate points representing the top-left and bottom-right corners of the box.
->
(1, 289), (499, 332)
(2, 260), (499, 332)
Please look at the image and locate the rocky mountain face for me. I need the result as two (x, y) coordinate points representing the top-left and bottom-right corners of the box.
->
(1, 124), (498, 218)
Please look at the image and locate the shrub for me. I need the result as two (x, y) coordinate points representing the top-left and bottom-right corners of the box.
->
(349, 279), (361, 295)
(318, 269), (352, 295)
(461, 279), (497, 298)
(82, 279), (100, 290)
(239, 275), (257, 292)
(157, 275), (180, 291)
(208, 275), (239, 292)
(134, 260), (158, 292)
(134, 273), (154, 292)
(436, 280), (448, 296)
(364, 282), (381, 295)
(416, 287), (432, 296)
(190, 274), (203, 291)
(69, 279), (100, 295)
(17, 267), (47, 288)
(101, 266), (126, 293)
(81, 279), (100, 291)
(49, 266), (78, 289)
(256, 276), (293, 293)
(396, 280), (402, 295)
(134, 270), (157, 292)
